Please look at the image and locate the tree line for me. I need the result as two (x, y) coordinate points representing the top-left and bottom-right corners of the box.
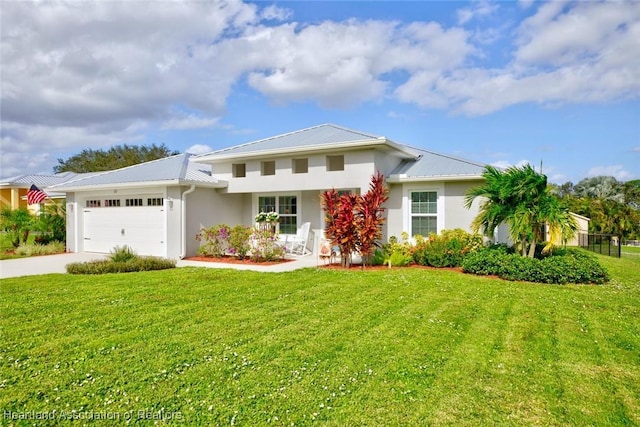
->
(553, 176), (640, 241)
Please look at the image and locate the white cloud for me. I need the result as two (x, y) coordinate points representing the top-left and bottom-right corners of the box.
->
(396, 1), (640, 115)
(185, 144), (214, 155)
(260, 5), (292, 21)
(161, 114), (218, 130)
(457, 0), (499, 25)
(587, 165), (634, 181)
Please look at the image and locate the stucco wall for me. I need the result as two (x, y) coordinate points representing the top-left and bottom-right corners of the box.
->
(443, 181), (483, 233)
(213, 149), (378, 194)
(184, 187), (245, 257)
(385, 180), (483, 240)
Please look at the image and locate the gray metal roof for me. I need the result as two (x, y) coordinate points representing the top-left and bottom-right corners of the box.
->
(198, 123), (385, 158)
(48, 154), (223, 190)
(0, 171), (92, 188)
(390, 147), (486, 178)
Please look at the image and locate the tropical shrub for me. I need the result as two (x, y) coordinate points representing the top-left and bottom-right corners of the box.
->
(372, 233), (414, 267)
(465, 165), (578, 258)
(66, 257), (176, 274)
(108, 245), (137, 263)
(0, 207), (35, 248)
(250, 228), (285, 262)
(462, 247), (609, 284)
(34, 203), (66, 244)
(413, 229), (483, 268)
(228, 225), (253, 259)
(196, 224), (231, 257)
(321, 172), (389, 268)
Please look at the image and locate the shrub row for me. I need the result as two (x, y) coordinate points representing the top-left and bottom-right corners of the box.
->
(66, 257), (176, 274)
(462, 246), (609, 284)
(15, 241), (66, 256)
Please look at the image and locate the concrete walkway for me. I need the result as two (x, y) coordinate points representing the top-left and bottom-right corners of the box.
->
(0, 252), (320, 279)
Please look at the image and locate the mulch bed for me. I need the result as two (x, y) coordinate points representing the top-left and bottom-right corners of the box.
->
(185, 256), (293, 266)
(319, 263), (463, 272)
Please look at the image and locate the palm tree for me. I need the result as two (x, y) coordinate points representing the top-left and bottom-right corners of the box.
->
(466, 165), (577, 258)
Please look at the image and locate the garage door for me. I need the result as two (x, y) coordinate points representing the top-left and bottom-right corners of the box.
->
(83, 207), (165, 256)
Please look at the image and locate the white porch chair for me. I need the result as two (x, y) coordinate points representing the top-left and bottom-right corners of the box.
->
(284, 222), (311, 255)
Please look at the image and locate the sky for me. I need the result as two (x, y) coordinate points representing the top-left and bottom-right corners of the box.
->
(1, 0), (639, 184)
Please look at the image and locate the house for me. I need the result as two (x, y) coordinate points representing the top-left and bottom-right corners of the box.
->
(47, 124), (498, 258)
(0, 172), (89, 213)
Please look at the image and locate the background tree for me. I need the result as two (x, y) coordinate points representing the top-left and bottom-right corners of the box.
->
(0, 208), (35, 248)
(555, 176), (640, 241)
(465, 165), (577, 258)
(54, 143), (180, 173)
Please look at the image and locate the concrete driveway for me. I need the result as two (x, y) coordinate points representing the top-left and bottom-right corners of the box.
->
(0, 253), (108, 279)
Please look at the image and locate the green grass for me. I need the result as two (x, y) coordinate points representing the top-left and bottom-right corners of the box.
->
(623, 245), (640, 259)
(2, 255), (639, 426)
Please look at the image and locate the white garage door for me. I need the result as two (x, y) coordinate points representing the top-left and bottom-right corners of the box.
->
(83, 207), (165, 256)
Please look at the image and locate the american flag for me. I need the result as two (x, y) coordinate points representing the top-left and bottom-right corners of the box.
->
(27, 184), (47, 205)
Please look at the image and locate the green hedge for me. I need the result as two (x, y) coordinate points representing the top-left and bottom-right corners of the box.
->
(66, 257), (176, 274)
(462, 247), (609, 284)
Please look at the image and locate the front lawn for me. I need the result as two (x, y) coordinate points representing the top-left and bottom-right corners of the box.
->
(1, 255), (639, 425)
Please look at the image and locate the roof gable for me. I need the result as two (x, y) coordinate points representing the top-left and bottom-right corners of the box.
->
(196, 123), (418, 161)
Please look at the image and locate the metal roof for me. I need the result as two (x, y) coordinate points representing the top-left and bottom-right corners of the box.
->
(0, 172), (93, 188)
(48, 154), (224, 190)
(197, 123), (396, 160)
(389, 147), (486, 179)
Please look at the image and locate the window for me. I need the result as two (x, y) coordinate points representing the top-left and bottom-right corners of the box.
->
(261, 160), (276, 176)
(86, 200), (101, 208)
(411, 191), (437, 237)
(104, 199), (121, 207)
(148, 198), (163, 206)
(278, 196), (297, 234)
(292, 158), (308, 174)
(258, 195), (298, 234)
(126, 198), (143, 207)
(232, 163), (246, 178)
(327, 155), (344, 171)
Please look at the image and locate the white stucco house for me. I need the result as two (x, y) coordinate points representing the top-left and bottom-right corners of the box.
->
(48, 124), (490, 258)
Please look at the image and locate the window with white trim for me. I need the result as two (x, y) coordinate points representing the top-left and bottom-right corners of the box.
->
(148, 198), (163, 206)
(86, 200), (101, 208)
(258, 195), (298, 234)
(104, 199), (121, 207)
(411, 191), (437, 237)
(126, 198), (143, 207)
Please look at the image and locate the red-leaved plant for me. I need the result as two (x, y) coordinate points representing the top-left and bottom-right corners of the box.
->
(356, 172), (389, 266)
(321, 172), (389, 268)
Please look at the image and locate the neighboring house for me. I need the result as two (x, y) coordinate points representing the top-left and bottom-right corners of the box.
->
(0, 172), (88, 213)
(47, 123), (548, 258)
(547, 212), (590, 247)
